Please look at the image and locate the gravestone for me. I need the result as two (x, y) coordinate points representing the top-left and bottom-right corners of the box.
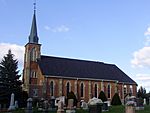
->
(66, 99), (76, 113)
(102, 101), (108, 111)
(8, 93), (15, 111)
(49, 97), (56, 111)
(57, 101), (64, 113)
(81, 101), (88, 110)
(38, 98), (44, 111)
(43, 100), (49, 113)
(143, 98), (146, 105)
(27, 98), (33, 113)
(88, 97), (103, 113)
(125, 101), (135, 113)
(15, 101), (18, 109)
(136, 98), (144, 110)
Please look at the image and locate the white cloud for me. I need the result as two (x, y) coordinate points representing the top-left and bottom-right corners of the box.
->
(0, 43), (24, 71)
(44, 26), (50, 30)
(136, 74), (150, 92)
(131, 46), (150, 68)
(144, 26), (150, 36)
(144, 37), (150, 46)
(44, 25), (70, 33)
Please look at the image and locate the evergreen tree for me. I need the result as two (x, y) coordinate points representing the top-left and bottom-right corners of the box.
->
(111, 93), (122, 105)
(137, 86), (146, 99)
(66, 91), (78, 106)
(98, 91), (107, 102)
(0, 49), (22, 106)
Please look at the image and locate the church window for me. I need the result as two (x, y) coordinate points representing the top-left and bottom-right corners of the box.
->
(107, 84), (111, 99)
(30, 47), (36, 61)
(66, 82), (70, 95)
(94, 83), (98, 98)
(124, 85), (127, 95)
(50, 81), (54, 96)
(129, 85), (133, 95)
(31, 71), (37, 78)
(81, 82), (84, 97)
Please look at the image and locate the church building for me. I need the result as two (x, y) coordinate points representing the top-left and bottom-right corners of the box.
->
(23, 8), (137, 104)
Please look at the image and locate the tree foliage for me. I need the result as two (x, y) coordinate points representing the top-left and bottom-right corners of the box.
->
(137, 86), (146, 99)
(98, 91), (107, 102)
(0, 50), (26, 107)
(66, 91), (78, 106)
(111, 93), (122, 105)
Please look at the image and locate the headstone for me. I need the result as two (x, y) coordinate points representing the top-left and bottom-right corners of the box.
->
(8, 93), (15, 111)
(81, 101), (88, 110)
(66, 99), (76, 113)
(125, 101), (135, 113)
(135, 98), (144, 110)
(38, 98), (44, 111)
(143, 98), (146, 105)
(125, 106), (135, 113)
(15, 101), (18, 109)
(88, 97), (103, 113)
(102, 101), (108, 111)
(27, 98), (33, 113)
(57, 101), (64, 113)
(43, 100), (49, 113)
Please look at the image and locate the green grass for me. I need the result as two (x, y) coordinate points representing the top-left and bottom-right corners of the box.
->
(1, 105), (150, 113)
(105, 105), (125, 113)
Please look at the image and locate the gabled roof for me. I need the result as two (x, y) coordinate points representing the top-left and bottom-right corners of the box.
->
(38, 55), (136, 84)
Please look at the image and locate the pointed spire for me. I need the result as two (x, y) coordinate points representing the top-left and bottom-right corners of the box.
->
(28, 0), (39, 44)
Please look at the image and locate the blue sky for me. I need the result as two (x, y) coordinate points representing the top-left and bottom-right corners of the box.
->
(0, 0), (150, 92)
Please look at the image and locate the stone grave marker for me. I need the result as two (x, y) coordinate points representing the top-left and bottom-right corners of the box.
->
(8, 93), (15, 111)
(66, 99), (76, 113)
(57, 101), (64, 113)
(27, 98), (33, 113)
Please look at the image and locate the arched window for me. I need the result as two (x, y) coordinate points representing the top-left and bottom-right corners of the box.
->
(107, 84), (111, 99)
(124, 85), (127, 95)
(31, 71), (37, 78)
(129, 85), (133, 95)
(50, 81), (54, 96)
(66, 82), (70, 95)
(30, 48), (36, 61)
(81, 83), (84, 97)
(94, 84), (98, 98)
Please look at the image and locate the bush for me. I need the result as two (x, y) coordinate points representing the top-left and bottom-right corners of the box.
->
(66, 91), (78, 106)
(98, 91), (107, 102)
(111, 93), (122, 105)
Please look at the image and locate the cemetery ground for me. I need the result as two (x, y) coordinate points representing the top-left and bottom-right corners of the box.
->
(1, 105), (150, 113)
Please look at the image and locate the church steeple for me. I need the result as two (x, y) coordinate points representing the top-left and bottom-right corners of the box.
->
(28, 2), (39, 44)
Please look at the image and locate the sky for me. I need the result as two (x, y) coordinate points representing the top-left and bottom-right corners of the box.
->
(0, 0), (150, 92)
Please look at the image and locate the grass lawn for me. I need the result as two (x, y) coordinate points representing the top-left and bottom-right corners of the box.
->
(2, 105), (150, 113)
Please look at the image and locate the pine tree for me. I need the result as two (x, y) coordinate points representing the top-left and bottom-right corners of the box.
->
(111, 93), (122, 105)
(98, 91), (107, 102)
(0, 49), (22, 106)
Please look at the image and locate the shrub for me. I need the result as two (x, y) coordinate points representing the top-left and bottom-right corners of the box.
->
(111, 93), (122, 105)
(98, 91), (107, 102)
(66, 91), (78, 106)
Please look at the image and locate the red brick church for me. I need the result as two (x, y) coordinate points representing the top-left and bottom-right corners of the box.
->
(23, 9), (137, 104)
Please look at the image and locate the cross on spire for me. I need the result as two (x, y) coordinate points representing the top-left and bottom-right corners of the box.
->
(33, 0), (36, 14)
(28, 0), (39, 44)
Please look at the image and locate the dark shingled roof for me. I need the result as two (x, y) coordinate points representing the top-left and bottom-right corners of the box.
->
(38, 55), (136, 84)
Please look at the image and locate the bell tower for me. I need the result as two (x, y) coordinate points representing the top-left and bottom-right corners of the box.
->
(23, 2), (41, 94)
